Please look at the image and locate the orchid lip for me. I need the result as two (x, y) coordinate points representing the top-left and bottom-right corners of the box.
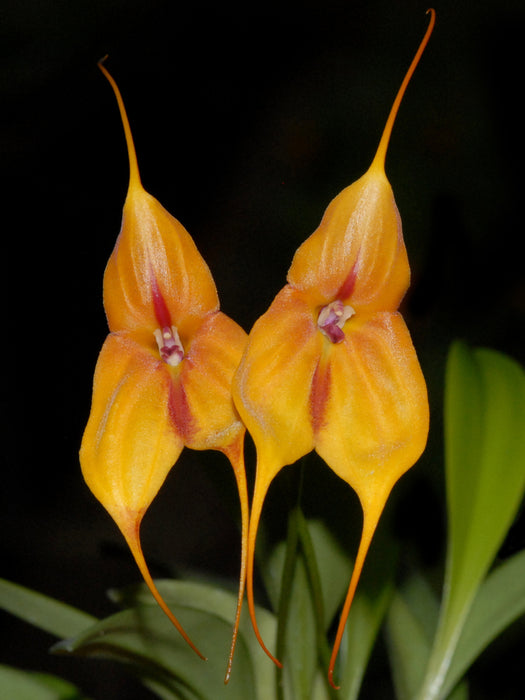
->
(154, 326), (185, 366)
(317, 300), (355, 343)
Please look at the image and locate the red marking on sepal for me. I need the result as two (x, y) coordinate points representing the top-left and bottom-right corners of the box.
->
(168, 375), (196, 440)
(338, 258), (359, 301)
(150, 271), (172, 329)
(310, 359), (331, 434)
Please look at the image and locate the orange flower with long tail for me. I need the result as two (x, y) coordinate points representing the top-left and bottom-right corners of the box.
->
(233, 10), (434, 688)
(80, 60), (248, 679)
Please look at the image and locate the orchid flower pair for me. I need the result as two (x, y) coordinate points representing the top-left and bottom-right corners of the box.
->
(80, 10), (433, 689)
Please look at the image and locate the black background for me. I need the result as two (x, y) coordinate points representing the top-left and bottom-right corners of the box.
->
(2, 0), (524, 697)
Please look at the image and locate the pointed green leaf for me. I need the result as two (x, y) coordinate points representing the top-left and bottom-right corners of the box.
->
(441, 549), (525, 698)
(0, 577), (97, 639)
(417, 342), (525, 700)
(306, 519), (353, 632)
(267, 512), (397, 698)
(283, 553), (322, 699)
(444, 343), (525, 620)
(262, 517), (352, 631)
(385, 574), (439, 700)
(269, 513), (396, 699)
(385, 574), (469, 700)
(266, 524), (324, 700)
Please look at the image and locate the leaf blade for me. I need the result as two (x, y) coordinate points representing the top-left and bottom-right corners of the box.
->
(0, 577), (97, 639)
(0, 664), (90, 700)
(417, 343), (525, 699)
(57, 580), (277, 700)
(441, 549), (525, 698)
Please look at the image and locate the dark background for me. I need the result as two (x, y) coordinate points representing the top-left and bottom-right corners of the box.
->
(2, 0), (524, 697)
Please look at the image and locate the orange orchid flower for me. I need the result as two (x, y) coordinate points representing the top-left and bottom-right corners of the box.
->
(80, 61), (248, 677)
(233, 10), (434, 688)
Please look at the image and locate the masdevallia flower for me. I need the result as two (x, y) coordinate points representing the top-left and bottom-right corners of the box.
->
(233, 10), (434, 687)
(80, 61), (248, 673)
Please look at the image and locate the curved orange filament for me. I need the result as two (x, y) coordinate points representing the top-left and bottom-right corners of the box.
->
(246, 472), (283, 669)
(372, 8), (436, 172)
(327, 510), (380, 689)
(223, 439), (251, 684)
(98, 57), (142, 192)
(122, 517), (207, 660)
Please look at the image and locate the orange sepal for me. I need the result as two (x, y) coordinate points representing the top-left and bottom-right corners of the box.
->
(315, 311), (429, 494)
(181, 311), (247, 451)
(177, 310), (250, 682)
(97, 59), (219, 336)
(233, 285), (321, 474)
(80, 332), (183, 518)
(233, 285), (324, 666)
(103, 187), (219, 335)
(317, 311), (429, 683)
(287, 168), (410, 314)
(79, 332), (205, 658)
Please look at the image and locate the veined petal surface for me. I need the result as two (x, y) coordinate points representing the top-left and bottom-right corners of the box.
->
(233, 285), (321, 477)
(287, 168), (410, 313)
(314, 311), (428, 505)
(80, 331), (184, 524)
(180, 311), (247, 451)
(104, 186), (219, 334)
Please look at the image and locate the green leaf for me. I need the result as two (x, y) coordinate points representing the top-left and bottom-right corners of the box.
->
(385, 574), (438, 700)
(0, 664), (90, 700)
(306, 519), (353, 632)
(0, 577), (97, 639)
(447, 683), (469, 700)
(283, 551), (322, 699)
(268, 511), (396, 699)
(54, 580), (277, 700)
(266, 517), (325, 700)
(385, 574), (469, 700)
(441, 549), (525, 698)
(267, 511), (396, 699)
(417, 342), (525, 700)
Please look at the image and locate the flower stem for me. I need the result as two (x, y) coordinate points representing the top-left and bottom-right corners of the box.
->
(275, 470), (304, 700)
(296, 508), (339, 700)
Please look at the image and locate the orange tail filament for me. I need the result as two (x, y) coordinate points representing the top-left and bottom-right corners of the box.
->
(122, 517), (207, 660)
(246, 472), (283, 668)
(223, 438), (251, 683)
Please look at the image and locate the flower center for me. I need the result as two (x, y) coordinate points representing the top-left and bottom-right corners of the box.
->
(154, 326), (185, 366)
(317, 300), (355, 343)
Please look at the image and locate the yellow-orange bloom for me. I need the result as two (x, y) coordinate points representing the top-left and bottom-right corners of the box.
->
(233, 11), (434, 687)
(80, 62), (248, 674)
